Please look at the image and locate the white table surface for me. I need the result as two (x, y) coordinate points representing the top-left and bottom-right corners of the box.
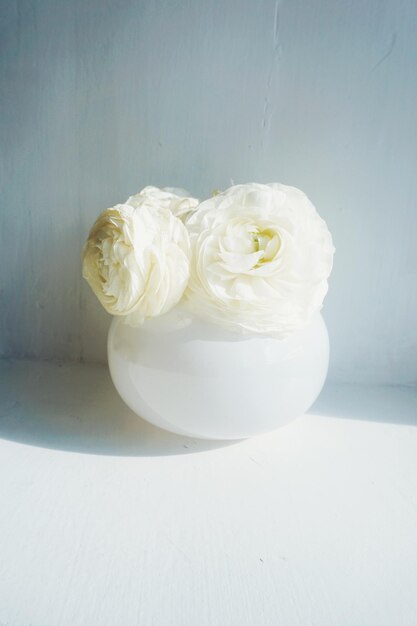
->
(0, 359), (416, 626)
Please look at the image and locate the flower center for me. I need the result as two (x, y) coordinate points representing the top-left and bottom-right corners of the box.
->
(252, 229), (281, 264)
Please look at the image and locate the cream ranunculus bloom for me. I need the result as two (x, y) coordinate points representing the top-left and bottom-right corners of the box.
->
(82, 202), (190, 326)
(185, 183), (335, 337)
(127, 186), (199, 222)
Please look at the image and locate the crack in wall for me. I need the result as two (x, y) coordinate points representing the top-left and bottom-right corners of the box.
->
(261, 0), (282, 149)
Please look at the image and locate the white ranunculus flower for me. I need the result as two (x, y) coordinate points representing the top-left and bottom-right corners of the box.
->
(82, 202), (190, 326)
(127, 185), (199, 222)
(185, 183), (335, 337)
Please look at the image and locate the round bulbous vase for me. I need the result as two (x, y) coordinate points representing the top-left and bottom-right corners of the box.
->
(108, 308), (329, 440)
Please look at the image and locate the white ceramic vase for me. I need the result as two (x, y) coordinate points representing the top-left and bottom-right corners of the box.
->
(108, 306), (329, 440)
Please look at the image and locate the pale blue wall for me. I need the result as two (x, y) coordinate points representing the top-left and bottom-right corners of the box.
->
(1, 0), (417, 384)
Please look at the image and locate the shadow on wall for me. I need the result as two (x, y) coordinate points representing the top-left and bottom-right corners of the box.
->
(0, 359), (237, 457)
(0, 359), (416, 459)
(0, 1), (140, 363)
(0, 206), (110, 363)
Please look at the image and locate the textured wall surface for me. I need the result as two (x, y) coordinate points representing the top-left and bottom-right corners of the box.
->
(1, 0), (416, 384)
